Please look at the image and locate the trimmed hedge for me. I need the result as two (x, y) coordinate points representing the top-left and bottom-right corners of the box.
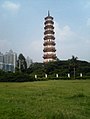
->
(0, 71), (90, 82)
(0, 73), (35, 82)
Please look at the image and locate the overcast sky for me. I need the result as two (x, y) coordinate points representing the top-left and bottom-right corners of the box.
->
(0, 0), (90, 62)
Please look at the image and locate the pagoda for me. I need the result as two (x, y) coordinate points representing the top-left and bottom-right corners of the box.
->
(43, 11), (56, 63)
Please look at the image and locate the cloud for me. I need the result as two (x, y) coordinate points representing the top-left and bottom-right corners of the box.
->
(54, 21), (90, 61)
(86, 18), (90, 26)
(84, 1), (90, 8)
(54, 21), (76, 43)
(2, 1), (20, 12)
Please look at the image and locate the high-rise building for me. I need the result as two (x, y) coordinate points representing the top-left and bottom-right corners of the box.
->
(0, 52), (4, 70)
(0, 50), (17, 72)
(3, 50), (17, 72)
(26, 56), (33, 68)
(43, 11), (56, 63)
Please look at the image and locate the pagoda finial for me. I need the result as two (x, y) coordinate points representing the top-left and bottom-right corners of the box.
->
(48, 10), (50, 16)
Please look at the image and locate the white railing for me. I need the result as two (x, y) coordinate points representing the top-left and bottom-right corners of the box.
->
(44, 34), (54, 37)
(44, 52), (55, 55)
(44, 39), (54, 43)
(45, 18), (53, 21)
(44, 45), (55, 48)
(45, 29), (53, 32)
(45, 23), (53, 26)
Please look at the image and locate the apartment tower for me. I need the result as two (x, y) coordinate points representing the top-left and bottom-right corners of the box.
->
(43, 11), (56, 63)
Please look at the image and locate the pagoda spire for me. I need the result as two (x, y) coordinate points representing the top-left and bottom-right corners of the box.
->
(48, 10), (50, 16)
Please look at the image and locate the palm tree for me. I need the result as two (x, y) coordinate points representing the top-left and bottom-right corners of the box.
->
(68, 56), (78, 79)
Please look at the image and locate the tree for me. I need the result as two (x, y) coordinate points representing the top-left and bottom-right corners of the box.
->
(17, 54), (27, 72)
(68, 56), (78, 79)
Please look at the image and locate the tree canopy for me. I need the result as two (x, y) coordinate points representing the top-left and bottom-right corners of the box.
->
(16, 53), (27, 72)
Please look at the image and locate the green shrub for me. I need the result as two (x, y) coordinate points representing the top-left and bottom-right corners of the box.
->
(0, 73), (35, 82)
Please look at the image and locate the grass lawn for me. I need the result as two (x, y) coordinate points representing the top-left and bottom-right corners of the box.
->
(0, 80), (90, 119)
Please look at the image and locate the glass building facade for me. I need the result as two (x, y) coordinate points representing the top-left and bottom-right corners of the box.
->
(0, 50), (17, 72)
